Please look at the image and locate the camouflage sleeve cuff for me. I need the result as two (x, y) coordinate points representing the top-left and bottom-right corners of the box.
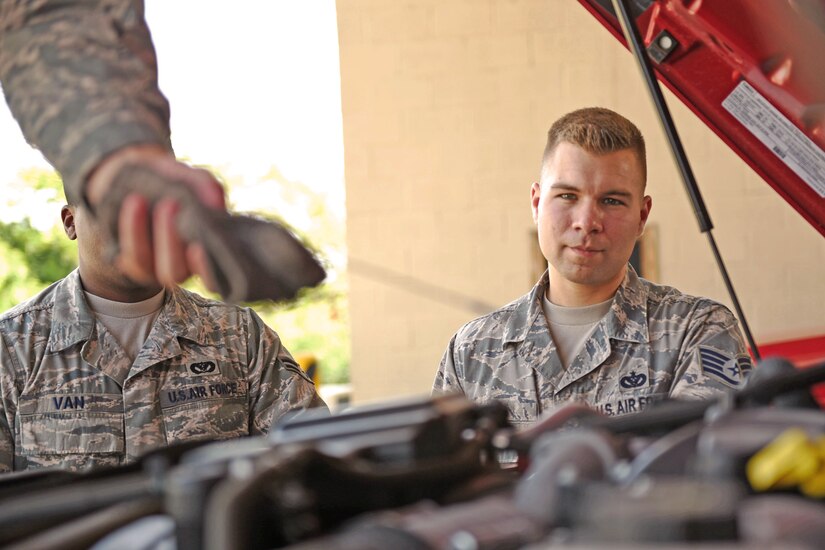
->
(0, 0), (172, 200)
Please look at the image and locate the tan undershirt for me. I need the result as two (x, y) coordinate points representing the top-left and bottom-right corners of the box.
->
(84, 289), (165, 362)
(542, 294), (613, 369)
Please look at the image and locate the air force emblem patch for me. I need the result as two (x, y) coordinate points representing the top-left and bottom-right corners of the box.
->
(189, 361), (218, 376)
(620, 371), (648, 389)
(699, 346), (753, 388)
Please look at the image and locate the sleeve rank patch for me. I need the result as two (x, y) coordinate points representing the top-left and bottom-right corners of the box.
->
(699, 346), (752, 388)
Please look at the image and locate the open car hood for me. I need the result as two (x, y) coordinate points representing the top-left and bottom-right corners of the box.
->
(577, 0), (825, 237)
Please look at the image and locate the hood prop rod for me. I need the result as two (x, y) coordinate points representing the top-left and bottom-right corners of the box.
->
(610, 0), (760, 360)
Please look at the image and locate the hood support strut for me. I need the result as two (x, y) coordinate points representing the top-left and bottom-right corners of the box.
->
(610, 0), (761, 360)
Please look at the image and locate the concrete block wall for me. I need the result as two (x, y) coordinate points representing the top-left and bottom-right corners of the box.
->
(336, 0), (825, 403)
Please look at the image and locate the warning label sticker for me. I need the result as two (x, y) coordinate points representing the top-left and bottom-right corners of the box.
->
(722, 80), (825, 198)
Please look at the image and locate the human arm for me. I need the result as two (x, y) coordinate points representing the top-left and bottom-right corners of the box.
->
(245, 310), (327, 435)
(0, 0), (225, 288)
(669, 302), (753, 400)
(0, 0), (171, 204)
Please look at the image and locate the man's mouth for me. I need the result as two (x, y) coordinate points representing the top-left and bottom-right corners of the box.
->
(568, 245), (602, 256)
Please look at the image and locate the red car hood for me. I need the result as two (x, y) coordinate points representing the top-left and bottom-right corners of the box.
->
(577, 0), (825, 237)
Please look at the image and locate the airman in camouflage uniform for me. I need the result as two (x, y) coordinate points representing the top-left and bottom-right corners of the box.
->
(0, 269), (325, 472)
(434, 108), (752, 426)
(434, 266), (752, 428)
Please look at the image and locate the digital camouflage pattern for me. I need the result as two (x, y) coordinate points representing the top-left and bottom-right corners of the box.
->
(0, 270), (326, 472)
(434, 265), (753, 429)
(0, 0), (171, 200)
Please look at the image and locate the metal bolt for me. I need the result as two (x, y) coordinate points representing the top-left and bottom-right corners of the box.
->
(557, 464), (580, 485)
(449, 530), (479, 550)
(492, 432), (510, 449)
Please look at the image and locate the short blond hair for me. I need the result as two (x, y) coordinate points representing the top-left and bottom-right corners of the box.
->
(542, 107), (646, 182)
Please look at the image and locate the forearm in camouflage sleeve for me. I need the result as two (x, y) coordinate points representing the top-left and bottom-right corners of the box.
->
(0, 0), (172, 201)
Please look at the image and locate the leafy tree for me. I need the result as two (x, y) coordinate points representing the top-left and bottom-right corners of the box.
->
(0, 169), (76, 310)
(0, 220), (76, 286)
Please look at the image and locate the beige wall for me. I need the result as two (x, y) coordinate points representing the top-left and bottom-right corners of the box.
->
(336, 0), (825, 403)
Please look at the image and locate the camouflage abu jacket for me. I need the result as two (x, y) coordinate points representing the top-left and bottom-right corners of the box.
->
(0, 270), (325, 472)
(0, 0), (171, 200)
(434, 266), (752, 428)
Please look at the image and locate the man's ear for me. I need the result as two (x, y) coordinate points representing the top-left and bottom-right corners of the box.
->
(530, 182), (542, 224)
(61, 205), (77, 240)
(638, 195), (652, 236)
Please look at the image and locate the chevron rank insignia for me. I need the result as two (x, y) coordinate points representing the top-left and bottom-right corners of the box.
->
(698, 346), (753, 388)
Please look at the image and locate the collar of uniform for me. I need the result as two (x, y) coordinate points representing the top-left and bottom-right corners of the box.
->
(603, 264), (650, 344)
(501, 271), (549, 344)
(47, 269), (96, 353)
(502, 266), (650, 345)
(155, 286), (218, 346)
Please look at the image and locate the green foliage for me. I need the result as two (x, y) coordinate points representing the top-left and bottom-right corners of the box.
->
(0, 220), (76, 286)
(0, 169), (76, 311)
(264, 290), (350, 384)
(0, 241), (48, 310)
(19, 167), (67, 199)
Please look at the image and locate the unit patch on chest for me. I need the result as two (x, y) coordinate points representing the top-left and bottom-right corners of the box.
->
(619, 371), (647, 389)
(189, 360), (218, 376)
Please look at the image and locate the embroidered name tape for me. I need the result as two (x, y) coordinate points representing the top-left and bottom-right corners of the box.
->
(160, 380), (248, 408)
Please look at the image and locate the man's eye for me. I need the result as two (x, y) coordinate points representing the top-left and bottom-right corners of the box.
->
(603, 197), (624, 206)
(558, 193), (577, 200)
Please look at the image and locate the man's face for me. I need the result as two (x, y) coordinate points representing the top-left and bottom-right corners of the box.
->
(62, 205), (161, 301)
(531, 142), (651, 303)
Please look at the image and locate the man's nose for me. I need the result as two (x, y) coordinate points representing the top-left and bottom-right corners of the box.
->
(571, 201), (603, 232)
